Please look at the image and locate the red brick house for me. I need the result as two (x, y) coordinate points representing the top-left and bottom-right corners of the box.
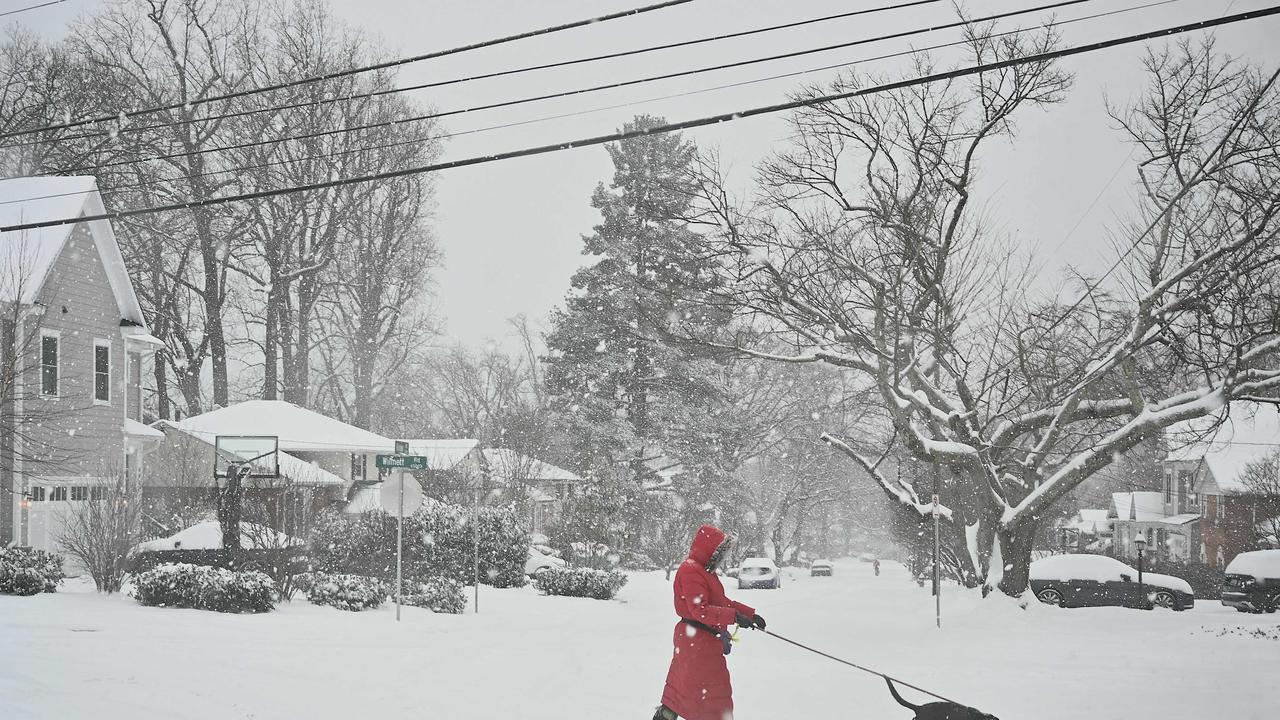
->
(1165, 401), (1280, 568)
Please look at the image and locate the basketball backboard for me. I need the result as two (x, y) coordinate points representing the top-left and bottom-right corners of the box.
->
(214, 435), (280, 479)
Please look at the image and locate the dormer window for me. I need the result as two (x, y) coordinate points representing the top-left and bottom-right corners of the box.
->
(94, 339), (111, 404)
(40, 331), (59, 396)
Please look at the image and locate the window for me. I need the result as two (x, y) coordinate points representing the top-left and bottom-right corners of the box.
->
(1178, 470), (1193, 509)
(1217, 495), (1226, 521)
(40, 332), (59, 396)
(93, 340), (111, 403)
(89, 486), (107, 501)
(70, 486), (88, 501)
(29, 486), (46, 502)
(51, 486), (67, 501)
(351, 454), (366, 482)
(1163, 472), (1173, 503)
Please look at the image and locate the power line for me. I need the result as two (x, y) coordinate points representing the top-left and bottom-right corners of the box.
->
(3, 4), (1277, 236)
(34, 0), (1101, 170)
(0, 0), (66, 19)
(0, 0), (699, 141)
(1, 0), (1175, 208)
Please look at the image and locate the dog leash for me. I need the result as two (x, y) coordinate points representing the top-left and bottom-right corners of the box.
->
(761, 629), (964, 706)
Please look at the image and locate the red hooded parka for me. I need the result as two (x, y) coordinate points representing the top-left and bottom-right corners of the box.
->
(660, 525), (756, 720)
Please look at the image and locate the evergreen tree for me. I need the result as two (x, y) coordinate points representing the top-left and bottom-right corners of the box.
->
(544, 116), (730, 550)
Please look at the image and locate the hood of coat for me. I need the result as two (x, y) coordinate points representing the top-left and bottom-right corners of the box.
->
(688, 524), (728, 567)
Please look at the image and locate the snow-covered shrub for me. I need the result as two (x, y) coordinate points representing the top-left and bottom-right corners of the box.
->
(305, 573), (387, 611)
(533, 566), (628, 600)
(309, 501), (529, 588)
(133, 563), (275, 613)
(0, 546), (64, 595)
(402, 576), (467, 614)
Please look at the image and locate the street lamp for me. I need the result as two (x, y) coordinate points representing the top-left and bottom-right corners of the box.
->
(1134, 531), (1147, 608)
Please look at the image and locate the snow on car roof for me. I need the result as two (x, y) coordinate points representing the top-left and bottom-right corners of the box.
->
(1225, 550), (1280, 579)
(740, 557), (776, 567)
(1031, 554), (1132, 582)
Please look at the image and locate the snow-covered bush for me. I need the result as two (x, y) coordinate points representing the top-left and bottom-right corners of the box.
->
(305, 573), (387, 611)
(133, 563), (275, 613)
(402, 576), (467, 614)
(533, 566), (628, 600)
(0, 546), (64, 595)
(309, 501), (529, 589)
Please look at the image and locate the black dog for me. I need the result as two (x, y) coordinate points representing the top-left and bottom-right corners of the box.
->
(885, 678), (999, 720)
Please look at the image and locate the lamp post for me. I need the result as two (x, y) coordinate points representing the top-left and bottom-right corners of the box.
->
(1134, 531), (1147, 608)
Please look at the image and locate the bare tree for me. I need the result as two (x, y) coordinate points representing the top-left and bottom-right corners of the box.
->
(58, 469), (143, 593)
(1239, 449), (1280, 548)
(687, 31), (1280, 596)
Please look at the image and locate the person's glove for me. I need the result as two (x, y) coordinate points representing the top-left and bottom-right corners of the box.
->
(719, 631), (733, 655)
(736, 612), (766, 630)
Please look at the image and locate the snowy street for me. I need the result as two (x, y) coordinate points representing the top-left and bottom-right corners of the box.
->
(3, 560), (1277, 719)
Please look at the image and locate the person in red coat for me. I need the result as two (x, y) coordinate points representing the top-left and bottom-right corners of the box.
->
(653, 525), (766, 720)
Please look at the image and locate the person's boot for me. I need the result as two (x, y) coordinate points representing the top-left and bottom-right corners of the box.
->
(652, 705), (677, 720)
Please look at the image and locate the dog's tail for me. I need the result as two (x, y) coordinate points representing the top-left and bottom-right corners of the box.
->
(884, 678), (919, 711)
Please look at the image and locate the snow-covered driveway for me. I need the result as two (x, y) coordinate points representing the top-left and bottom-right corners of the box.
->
(2, 560), (1276, 718)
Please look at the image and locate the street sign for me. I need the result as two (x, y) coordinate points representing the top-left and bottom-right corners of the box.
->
(379, 474), (423, 517)
(376, 454), (429, 470)
(394, 440), (409, 455)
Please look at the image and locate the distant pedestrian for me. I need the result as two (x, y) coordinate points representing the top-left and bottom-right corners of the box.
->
(873, 559), (881, 576)
(652, 525), (765, 720)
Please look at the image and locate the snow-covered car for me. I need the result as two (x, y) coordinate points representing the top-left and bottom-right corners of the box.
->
(857, 552), (877, 563)
(737, 558), (781, 589)
(525, 547), (566, 577)
(809, 559), (833, 577)
(1222, 549), (1280, 613)
(1030, 554), (1194, 611)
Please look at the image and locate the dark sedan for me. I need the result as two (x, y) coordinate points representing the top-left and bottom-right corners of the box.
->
(1221, 550), (1280, 613)
(1030, 554), (1195, 611)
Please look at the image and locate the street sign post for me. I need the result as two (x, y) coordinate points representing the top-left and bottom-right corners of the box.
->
(380, 473), (423, 621)
(932, 493), (941, 629)
(376, 454), (429, 471)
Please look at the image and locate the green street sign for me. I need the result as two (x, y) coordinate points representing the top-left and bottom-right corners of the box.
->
(376, 454), (429, 470)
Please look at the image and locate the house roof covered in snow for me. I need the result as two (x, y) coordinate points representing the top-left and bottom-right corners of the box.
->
(153, 420), (345, 486)
(175, 401), (394, 454)
(1110, 492), (1167, 522)
(1165, 401), (1279, 492)
(0, 175), (146, 326)
(483, 448), (582, 484)
(1065, 509), (1111, 534)
(136, 520), (301, 551)
(397, 438), (480, 470)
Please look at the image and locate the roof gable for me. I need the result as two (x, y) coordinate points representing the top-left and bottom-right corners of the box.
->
(1165, 401), (1279, 492)
(484, 448), (582, 483)
(0, 175), (146, 326)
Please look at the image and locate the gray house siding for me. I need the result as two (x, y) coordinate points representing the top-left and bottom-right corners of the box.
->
(21, 224), (128, 479)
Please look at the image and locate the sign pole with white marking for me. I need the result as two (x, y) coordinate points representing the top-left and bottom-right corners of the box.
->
(379, 465), (423, 621)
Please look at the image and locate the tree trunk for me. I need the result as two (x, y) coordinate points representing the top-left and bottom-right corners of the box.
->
(262, 288), (280, 400)
(996, 521), (1038, 597)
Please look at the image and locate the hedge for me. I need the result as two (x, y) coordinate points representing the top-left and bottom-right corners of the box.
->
(309, 500), (530, 589)
(0, 546), (64, 596)
(533, 566), (628, 600)
(402, 576), (467, 614)
(133, 563), (275, 613)
(305, 573), (387, 611)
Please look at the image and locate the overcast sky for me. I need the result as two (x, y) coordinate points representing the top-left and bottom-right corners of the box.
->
(12, 0), (1280, 350)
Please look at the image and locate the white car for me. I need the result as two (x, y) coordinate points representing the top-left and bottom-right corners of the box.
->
(525, 547), (566, 577)
(737, 557), (781, 589)
(809, 558), (833, 577)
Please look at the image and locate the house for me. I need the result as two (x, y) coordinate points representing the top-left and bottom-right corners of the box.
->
(1164, 401), (1280, 567)
(1, 176), (161, 553)
(1108, 490), (1201, 562)
(1057, 508), (1112, 552)
(143, 420), (345, 537)
(482, 448), (583, 535)
(174, 400), (395, 497)
(343, 438), (482, 513)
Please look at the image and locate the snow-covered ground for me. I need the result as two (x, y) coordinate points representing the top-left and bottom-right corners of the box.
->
(3, 560), (1277, 719)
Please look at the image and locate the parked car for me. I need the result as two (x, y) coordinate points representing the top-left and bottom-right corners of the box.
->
(737, 557), (782, 589)
(525, 547), (566, 577)
(1030, 554), (1194, 611)
(857, 553), (877, 563)
(1222, 549), (1280, 613)
(809, 559), (834, 577)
